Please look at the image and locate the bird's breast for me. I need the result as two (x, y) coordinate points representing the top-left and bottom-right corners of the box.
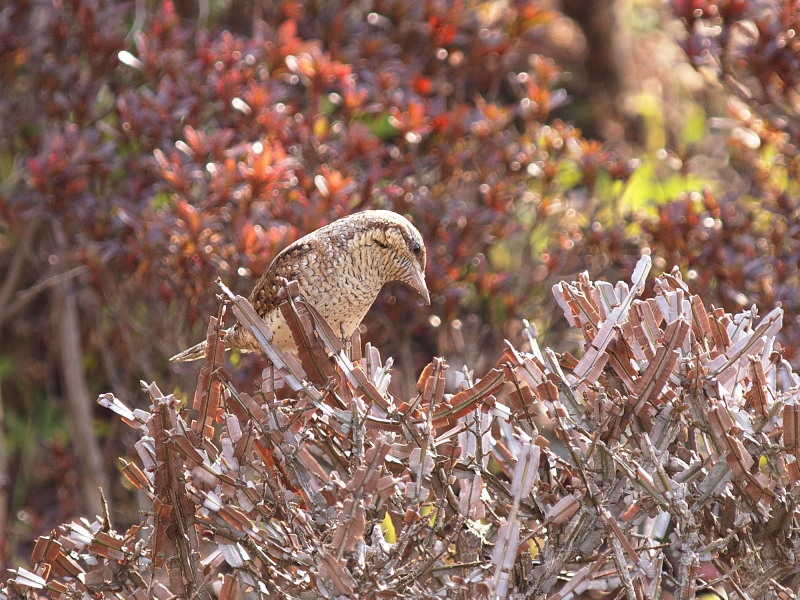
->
(233, 243), (388, 355)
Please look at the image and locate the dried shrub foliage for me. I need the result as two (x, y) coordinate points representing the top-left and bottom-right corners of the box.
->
(5, 259), (800, 599)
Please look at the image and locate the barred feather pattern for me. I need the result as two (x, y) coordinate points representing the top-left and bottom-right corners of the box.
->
(170, 210), (429, 362)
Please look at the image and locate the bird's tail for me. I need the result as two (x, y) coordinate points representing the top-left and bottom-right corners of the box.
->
(169, 340), (211, 362)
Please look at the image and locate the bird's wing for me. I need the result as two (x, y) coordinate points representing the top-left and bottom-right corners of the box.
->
(247, 240), (314, 317)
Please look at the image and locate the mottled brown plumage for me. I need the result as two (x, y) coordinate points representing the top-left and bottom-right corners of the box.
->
(170, 210), (429, 362)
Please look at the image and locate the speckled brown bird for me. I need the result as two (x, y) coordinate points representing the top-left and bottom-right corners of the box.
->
(170, 210), (429, 362)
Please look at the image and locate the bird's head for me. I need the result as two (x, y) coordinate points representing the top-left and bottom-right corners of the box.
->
(360, 210), (430, 305)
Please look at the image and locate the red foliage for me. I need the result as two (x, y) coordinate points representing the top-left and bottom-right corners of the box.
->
(2, 0), (625, 367)
(0, 0), (629, 563)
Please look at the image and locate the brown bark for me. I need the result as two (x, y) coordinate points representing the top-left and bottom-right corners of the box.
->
(51, 270), (109, 519)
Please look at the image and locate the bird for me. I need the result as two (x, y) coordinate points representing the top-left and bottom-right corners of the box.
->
(170, 209), (430, 362)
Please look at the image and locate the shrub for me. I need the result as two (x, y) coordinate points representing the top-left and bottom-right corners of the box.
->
(5, 260), (799, 598)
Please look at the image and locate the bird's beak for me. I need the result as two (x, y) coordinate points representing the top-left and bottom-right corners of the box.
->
(407, 263), (431, 305)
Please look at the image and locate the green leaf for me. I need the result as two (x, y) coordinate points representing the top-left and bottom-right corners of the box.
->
(678, 104), (707, 151)
(619, 159), (660, 213)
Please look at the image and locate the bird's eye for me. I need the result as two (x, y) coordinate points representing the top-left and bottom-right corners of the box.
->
(411, 242), (421, 255)
(374, 239), (389, 250)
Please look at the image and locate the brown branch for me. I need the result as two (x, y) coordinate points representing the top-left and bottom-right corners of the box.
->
(0, 383), (8, 572)
(0, 265), (88, 328)
(0, 220), (38, 308)
(51, 266), (109, 519)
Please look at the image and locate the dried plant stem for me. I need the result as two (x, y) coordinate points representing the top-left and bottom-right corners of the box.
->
(0, 220), (46, 328)
(52, 273), (108, 518)
(0, 384), (7, 571)
(0, 220), (38, 312)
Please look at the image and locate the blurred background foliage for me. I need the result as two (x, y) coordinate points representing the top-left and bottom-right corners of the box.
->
(1, 0), (799, 571)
